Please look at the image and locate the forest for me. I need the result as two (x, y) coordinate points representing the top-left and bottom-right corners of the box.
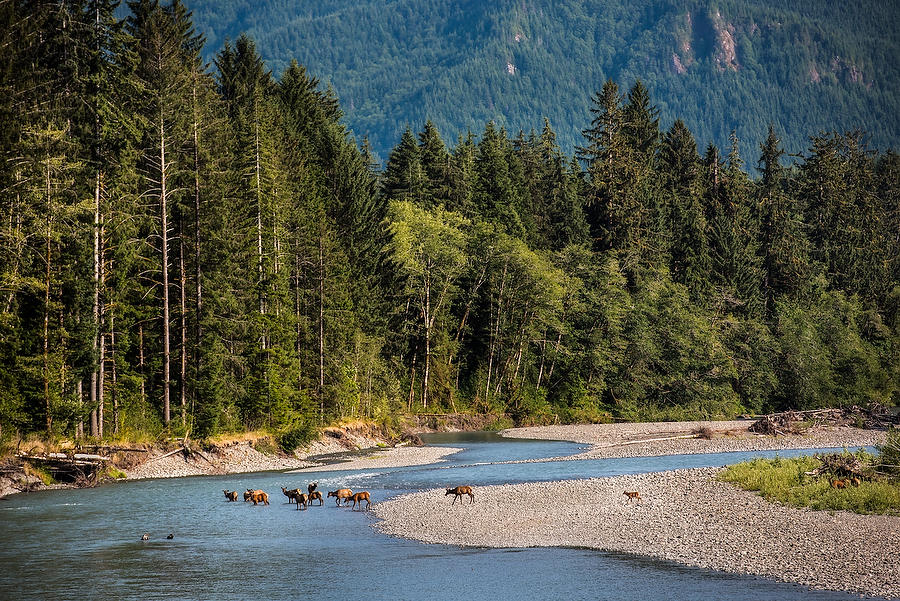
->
(0, 0), (898, 446)
(179, 0), (900, 163)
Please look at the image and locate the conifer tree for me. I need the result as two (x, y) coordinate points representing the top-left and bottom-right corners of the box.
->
(755, 125), (812, 312)
(659, 119), (710, 295)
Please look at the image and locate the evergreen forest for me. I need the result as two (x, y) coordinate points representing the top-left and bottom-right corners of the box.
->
(1, 0), (898, 445)
(179, 0), (900, 162)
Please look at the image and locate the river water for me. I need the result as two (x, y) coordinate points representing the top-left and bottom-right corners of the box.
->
(0, 433), (864, 600)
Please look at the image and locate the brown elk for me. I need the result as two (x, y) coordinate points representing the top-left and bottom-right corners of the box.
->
(308, 482), (318, 496)
(849, 477), (861, 487)
(349, 491), (371, 510)
(308, 490), (324, 506)
(282, 487), (304, 504)
(623, 491), (642, 503)
(249, 490), (269, 505)
(328, 489), (353, 506)
(243, 489), (255, 502)
(223, 490), (238, 502)
(294, 493), (309, 510)
(831, 479), (847, 489)
(445, 486), (475, 505)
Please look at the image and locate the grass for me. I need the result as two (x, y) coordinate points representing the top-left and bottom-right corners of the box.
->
(23, 462), (56, 485)
(719, 454), (900, 516)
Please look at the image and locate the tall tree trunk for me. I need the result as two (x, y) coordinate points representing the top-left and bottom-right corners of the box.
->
(91, 169), (100, 437)
(75, 379), (83, 439)
(43, 163), (52, 435)
(180, 237), (187, 426)
(422, 276), (431, 409)
(318, 229), (325, 422)
(294, 245), (302, 392)
(191, 80), (203, 417)
(139, 323), (146, 414)
(109, 305), (118, 434)
(255, 111), (265, 352)
(159, 113), (171, 425)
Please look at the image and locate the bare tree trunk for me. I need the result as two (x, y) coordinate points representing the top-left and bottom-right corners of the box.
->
(89, 169), (101, 436)
(180, 237), (187, 426)
(110, 306), (118, 434)
(485, 261), (508, 400)
(255, 112), (266, 353)
(422, 276), (431, 409)
(159, 113), (171, 425)
(139, 323), (146, 413)
(75, 379), (83, 439)
(294, 246), (302, 392)
(98, 326), (105, 438)
(43, 163), (52, 435)
(191, 78), (203, 416)
(407, 350), (417, 412)
(318, 229), (325, 422)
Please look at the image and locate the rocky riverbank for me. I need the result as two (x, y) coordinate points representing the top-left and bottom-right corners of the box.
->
(502, 420), (886, 459)
(373, 467), (900, 599)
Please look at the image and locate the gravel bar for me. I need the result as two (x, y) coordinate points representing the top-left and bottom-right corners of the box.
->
(289, 445), (462, 473)
(502, 421), (886, 459)
(374, 468), (900, 599)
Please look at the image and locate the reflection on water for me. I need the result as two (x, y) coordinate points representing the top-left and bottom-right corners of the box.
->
(0, 434), (866, 601)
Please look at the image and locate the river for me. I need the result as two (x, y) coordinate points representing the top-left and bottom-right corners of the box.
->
(0, 433), (863, 600)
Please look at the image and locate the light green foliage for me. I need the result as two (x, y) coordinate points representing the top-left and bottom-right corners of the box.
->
(720, 454), (900, 515)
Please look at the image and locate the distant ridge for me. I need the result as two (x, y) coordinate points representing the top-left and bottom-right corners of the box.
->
(185, 0), (899, 162)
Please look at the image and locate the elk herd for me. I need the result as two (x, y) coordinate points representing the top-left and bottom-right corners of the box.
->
(222, 482), (373, 511)
(222, 482), (482, 510)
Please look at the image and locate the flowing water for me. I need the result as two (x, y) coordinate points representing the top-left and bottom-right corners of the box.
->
(0, 433), (865, 600)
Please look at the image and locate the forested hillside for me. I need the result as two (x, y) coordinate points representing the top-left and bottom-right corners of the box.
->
(180, 0), (900, 161)
(1, 1), (898, 445)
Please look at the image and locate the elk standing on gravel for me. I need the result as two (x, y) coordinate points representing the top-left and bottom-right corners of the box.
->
(446, 486), (475, 505)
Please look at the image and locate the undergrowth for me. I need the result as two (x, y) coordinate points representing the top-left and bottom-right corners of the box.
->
(719, 453), (900, 516)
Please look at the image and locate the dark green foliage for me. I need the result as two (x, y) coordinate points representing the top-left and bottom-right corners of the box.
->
(0, 3), (898, 443)
(181, 0), (900, 162)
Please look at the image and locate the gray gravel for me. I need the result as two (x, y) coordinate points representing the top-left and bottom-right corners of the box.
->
(374, 468), (900, 599)
(502, 421), (886, 459)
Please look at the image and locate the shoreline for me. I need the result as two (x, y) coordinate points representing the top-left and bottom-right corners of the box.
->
(373, 467), (900, 599)
(501, 420), (886, 458)
(371, 422), (897, 600)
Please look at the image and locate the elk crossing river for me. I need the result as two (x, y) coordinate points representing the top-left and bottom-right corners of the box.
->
(0, 433), (865, 600)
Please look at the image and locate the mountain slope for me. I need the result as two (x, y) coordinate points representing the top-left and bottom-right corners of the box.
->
(183, 0), (900, 162)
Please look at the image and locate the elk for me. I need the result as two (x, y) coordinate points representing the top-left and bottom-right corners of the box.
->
(223, 490), (238, 502)
(308, 482), (318, 496)
(328, 489), (353, 506)
(445, 486), (475, 505)
(623, 491), (642, 503)
(308, 490), (324, 506)
(349, 491), (371, 510)
(294, 493), (309, 510)
(282, 487), (304, 504)
(249, 490), (269, 505)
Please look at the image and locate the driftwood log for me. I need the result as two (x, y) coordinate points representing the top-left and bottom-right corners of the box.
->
(749, 405), (897, 436)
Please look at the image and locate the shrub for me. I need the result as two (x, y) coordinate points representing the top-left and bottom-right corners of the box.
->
(276, 422), (319, 453)
(720, 454), (900, 515)
(876, 427), (900, 478)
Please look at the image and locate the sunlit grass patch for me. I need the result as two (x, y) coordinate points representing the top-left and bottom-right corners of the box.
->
(719, 454), (900, 516)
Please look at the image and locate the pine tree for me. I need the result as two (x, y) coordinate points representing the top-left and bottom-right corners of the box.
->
(127, 0), (204, 426)
(755, 124), (812, 312)
(659, 119), (710, 296)
(382, 126), (425, 205)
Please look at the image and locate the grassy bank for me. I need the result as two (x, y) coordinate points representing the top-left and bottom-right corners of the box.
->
(719, 453), (900, 515)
